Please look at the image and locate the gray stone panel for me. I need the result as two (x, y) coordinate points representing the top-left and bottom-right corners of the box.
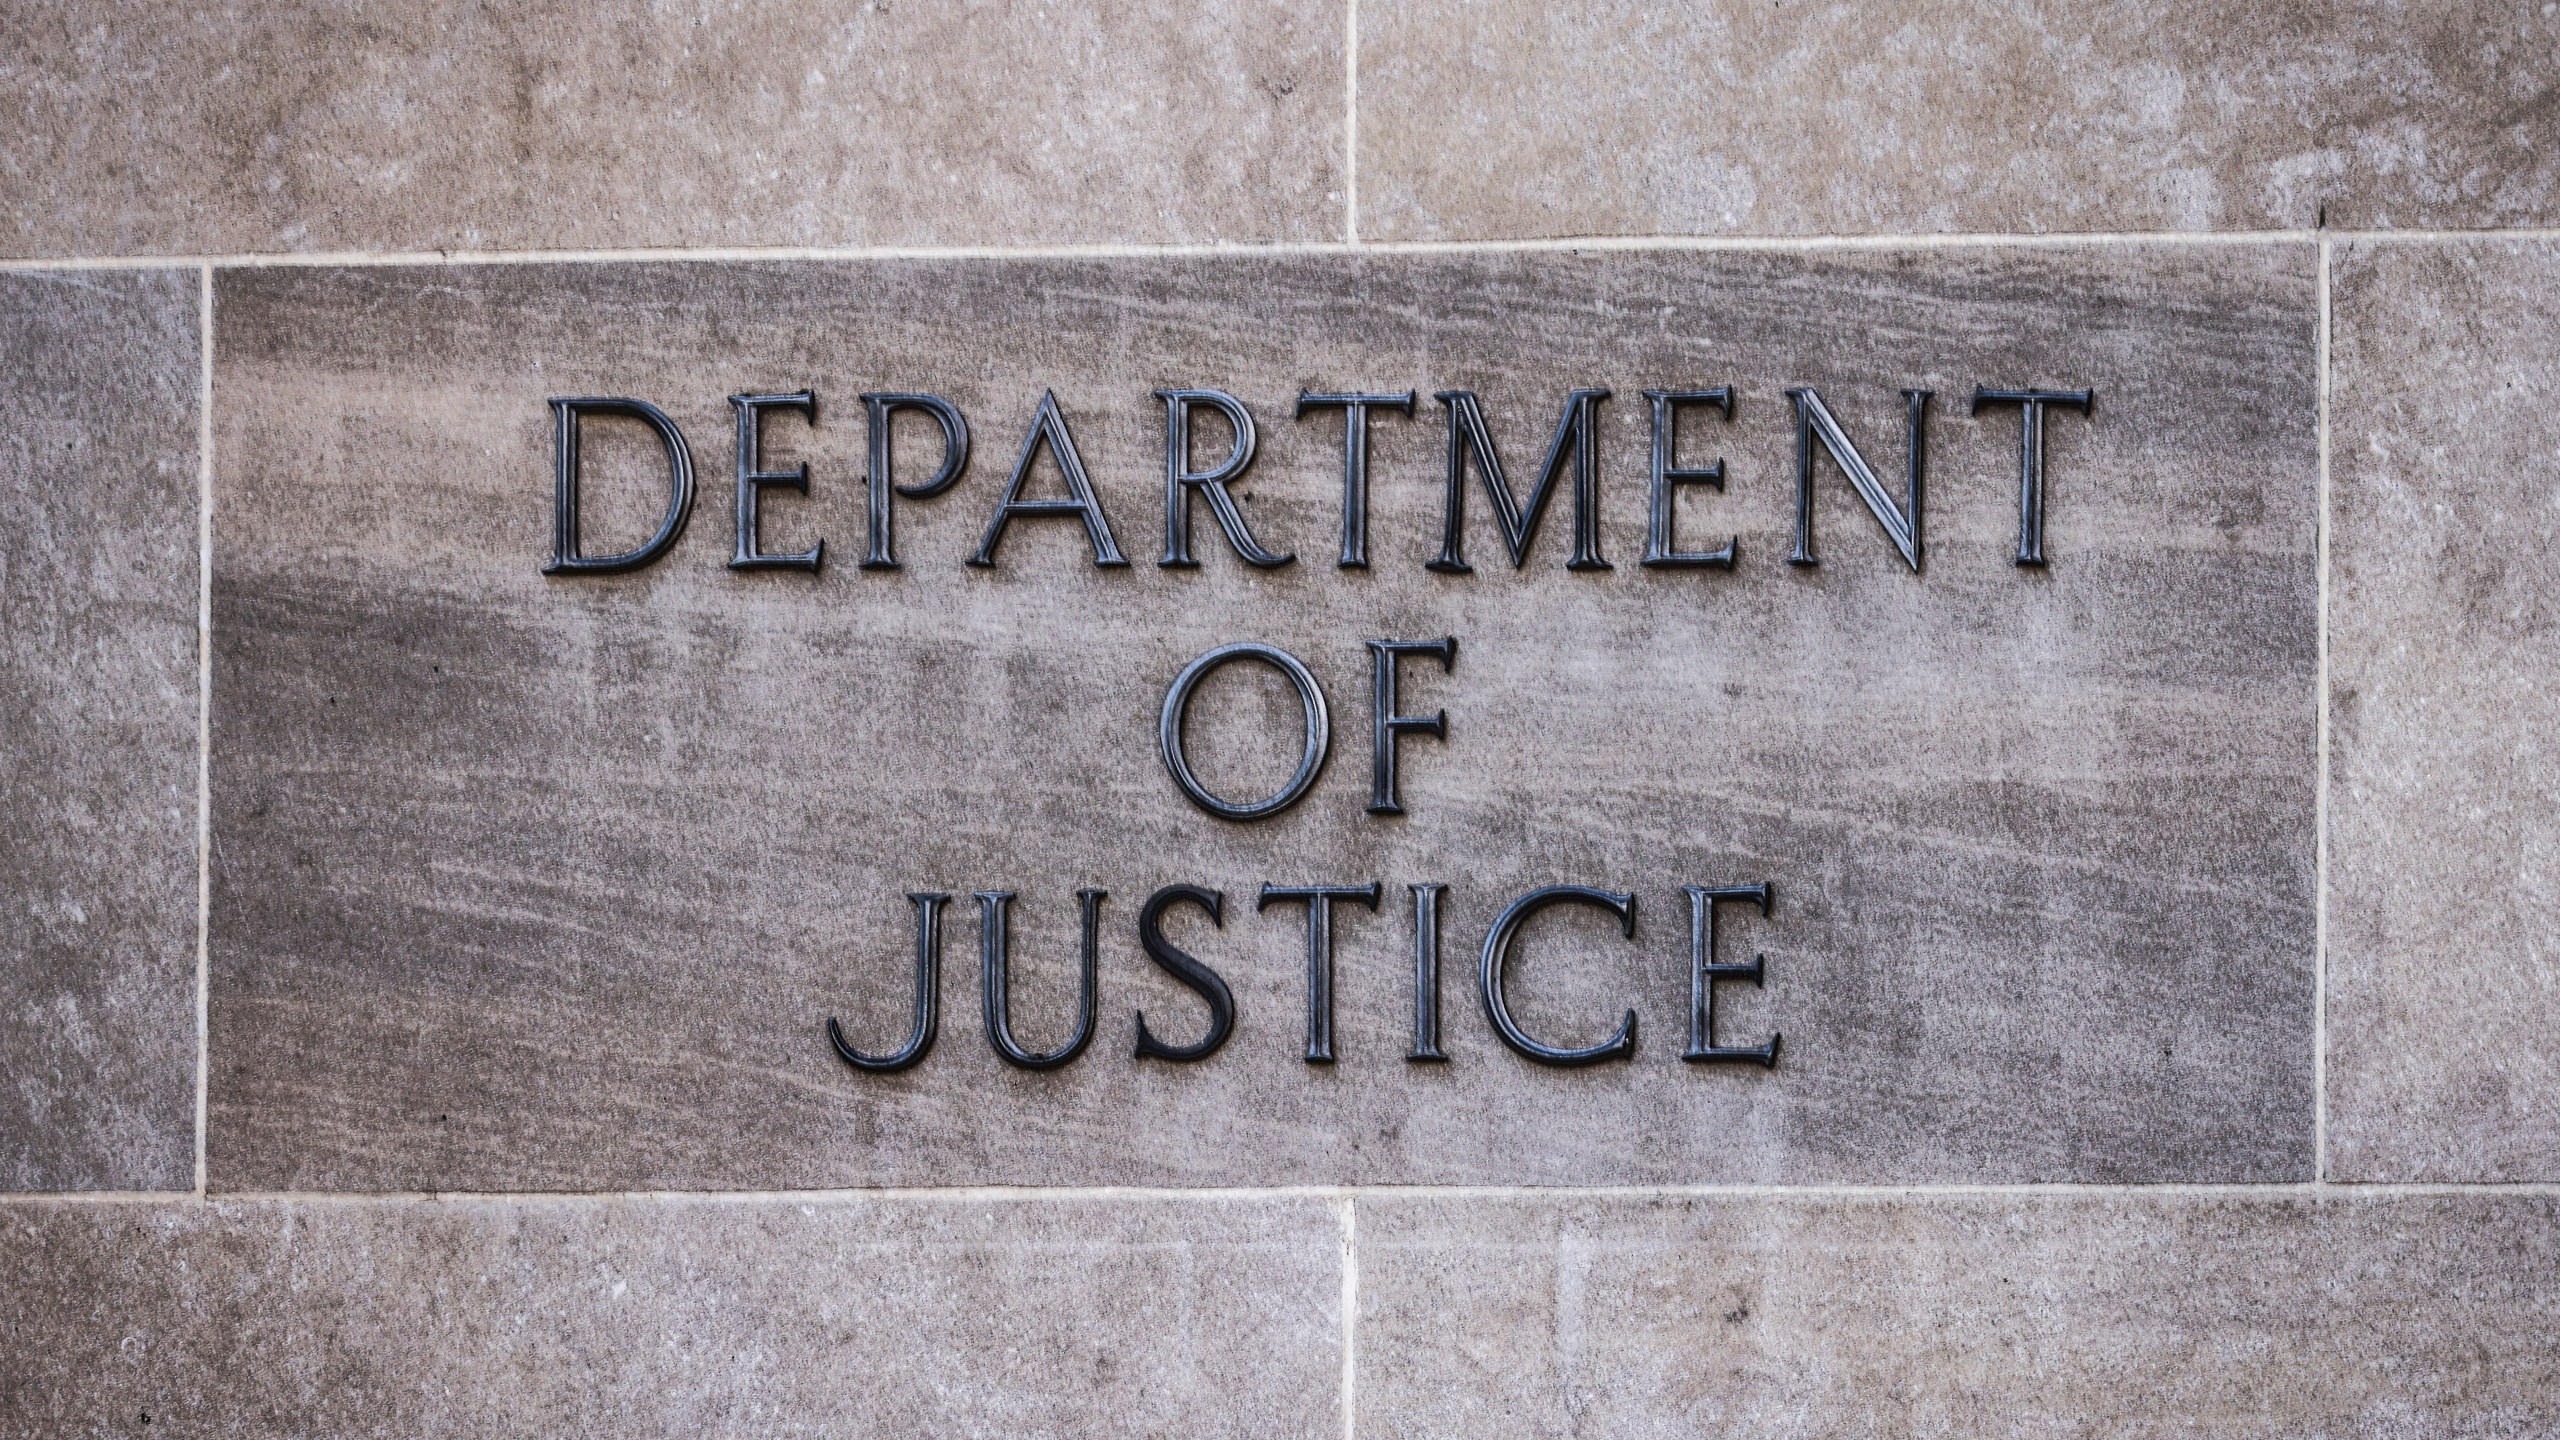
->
(2329, 237), (2560, 1182)
(0, 269), (199, 1192)
(1358, 0), (2560, 241)
(1355, 1191), (2560, 1438)
(2, 0), (1344, 259)
(0, 1194), (1343, 1436)
(208, 247), (2315, 1192)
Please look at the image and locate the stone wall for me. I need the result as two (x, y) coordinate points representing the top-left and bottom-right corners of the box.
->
(5, 3), (2557, 1433)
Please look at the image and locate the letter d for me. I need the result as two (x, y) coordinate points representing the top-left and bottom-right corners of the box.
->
(545, 396), (697, 575)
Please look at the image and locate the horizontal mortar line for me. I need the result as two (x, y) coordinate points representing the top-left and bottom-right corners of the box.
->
(0, 1191), (202, 1203)
(9, 1181), (2560, 1206)
(4, 224), (2560, 275)
(0, 231), (2314, 272)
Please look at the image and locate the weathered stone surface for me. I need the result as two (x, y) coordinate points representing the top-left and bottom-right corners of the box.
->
(2329, 238), (2560, 1182)
(0, 269), (199, 1192)
(1358, 0), (2560, 241)
(0, 1193), (1342, 1435)
(1355, 1190), (2560, 1438)
(2, 0), (1343, 259)
(208, 247), (2315, 1192)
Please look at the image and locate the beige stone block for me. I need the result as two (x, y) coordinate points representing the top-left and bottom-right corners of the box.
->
(3, 0), (1345, 259)
(2329, 237), (2560, 1182)
(0, 269), (200, 1192)
(0, 1194), (1343, 1435)
(1357, 0), (2559, 241)
(207, 247), (2314, 1192)
(1355, 1190), (2560, 1437)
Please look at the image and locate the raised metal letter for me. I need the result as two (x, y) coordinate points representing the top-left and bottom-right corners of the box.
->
(1684, 884), (1780, 1066)
(729, 391), (822, 572)
(1641, 388), (1736, 568)
(1478, 885), (1639, 1067)
(1429, 389), (1612, 573)
(1296, 391), (1417, 567)
(978, 889), (1101, 1070)
(1785, 387), (1931, 571)
(1135, 884), (1236, 1061)
(968, 390), (1128, 568)
(1258, 883), (1381, 1063)
(1368, 637), (1457, 815)
(545, 396), (696, 575)
(1409, 883), (1448, 1062)
(826, 891), (947, 1073)
(1970, 387), (2093, 567)
(1158, 642), (1332, 822)
(1159, 389), (1290, 569)
(858, 392), (970, 569)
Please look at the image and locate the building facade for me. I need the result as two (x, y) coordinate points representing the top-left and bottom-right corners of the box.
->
(6, 3), (2559, 1432)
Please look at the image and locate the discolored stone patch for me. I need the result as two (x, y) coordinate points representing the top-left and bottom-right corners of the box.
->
(1358, 0), (2560, 241)
(0, 268), (200, 1192)
(0, 1194), (1343, 1436)
(1354, 1190), (2560, 1438)
(3, 0), (1345, 259)
(2328, 237), (2560, 1182)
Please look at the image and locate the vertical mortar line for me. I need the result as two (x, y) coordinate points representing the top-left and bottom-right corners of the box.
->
(194, 263), (215, 1198)
(1343, 0), (1359, 243)
(1338, 1194), (1357, 1440)
(2314, 235), (2332, 1184)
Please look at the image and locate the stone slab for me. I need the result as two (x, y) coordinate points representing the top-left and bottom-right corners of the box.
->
(0, 269), (200, 1192)
(2329, 237), (2560, 1182)
(1357, 0), (2560, 241)
(208, 246), (2316, 1191)
(0, 1194), (1342, 1436)
(2, 0), (1344, 259)
(1354, 1190), (2560, 1438)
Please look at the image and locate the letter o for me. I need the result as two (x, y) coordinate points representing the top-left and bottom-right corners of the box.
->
(1158, 642), (1331, 821)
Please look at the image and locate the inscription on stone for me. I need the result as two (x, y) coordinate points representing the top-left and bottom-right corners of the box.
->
(208, 249), (2316, 1190)
(544, 371), (2097, 1074)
